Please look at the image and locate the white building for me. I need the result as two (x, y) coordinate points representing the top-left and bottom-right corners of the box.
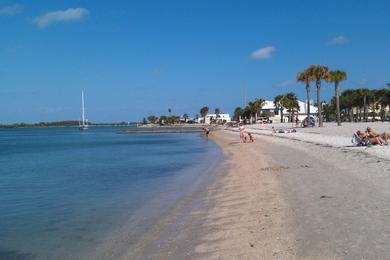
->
(198, 113), (231, 124)
(262, 100), (318, 122)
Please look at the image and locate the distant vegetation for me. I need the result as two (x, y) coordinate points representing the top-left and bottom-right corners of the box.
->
(295, 65), (347, 127)
(233, 65), (390, 126)
(141, 66), (388, 127)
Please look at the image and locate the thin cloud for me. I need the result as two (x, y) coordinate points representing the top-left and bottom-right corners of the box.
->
(250, 46), (276, 60)
(328, 35), (348, 45)
(34, 8), (89, 28)
(0, 4), (24, 15)
(275, 79), (297, 88)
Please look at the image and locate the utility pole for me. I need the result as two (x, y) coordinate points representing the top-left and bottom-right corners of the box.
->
(243, 82), (247, 108)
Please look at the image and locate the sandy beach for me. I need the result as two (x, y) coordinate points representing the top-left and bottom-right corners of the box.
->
(120, 125), (390, 259)
(243, 122), (390, 160)
(120, 130), (296, 259)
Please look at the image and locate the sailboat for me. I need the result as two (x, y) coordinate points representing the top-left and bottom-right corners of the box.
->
(79, 91), (89, 131)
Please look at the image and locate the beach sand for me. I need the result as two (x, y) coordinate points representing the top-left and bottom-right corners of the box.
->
(115, 130), (296, 259)
(114, 126), (390, 259)
(192, 130), (297, 259)
(244, 122), (390, 160)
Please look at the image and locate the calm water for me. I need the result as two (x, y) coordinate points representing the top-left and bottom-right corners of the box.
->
(0, 127), (221, 259)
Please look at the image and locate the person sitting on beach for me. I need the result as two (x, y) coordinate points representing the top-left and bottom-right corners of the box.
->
(248, 133), (256, 142)
(367, 127), (390, 143)
(381, 132), (390, 142)
(356, 130), (385, 146)
(366, 127), (387, 145)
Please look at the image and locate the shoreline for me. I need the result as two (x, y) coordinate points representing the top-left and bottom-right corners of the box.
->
(111, 130), (297, 259)
(88, 133), (224, 260)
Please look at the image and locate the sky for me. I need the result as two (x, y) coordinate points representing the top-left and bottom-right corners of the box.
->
(1, 0), (389, 123)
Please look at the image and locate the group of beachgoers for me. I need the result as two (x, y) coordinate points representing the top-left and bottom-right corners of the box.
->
(271, 126), (297, 134)
(239, 125), (256, 143)
(355, 127), (390, 146)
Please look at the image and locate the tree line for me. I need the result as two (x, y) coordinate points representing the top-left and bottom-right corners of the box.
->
(144, 67), (389, 126)
(145, 107), (227, 125)
(326, 88), (390, 122)
(296, 65), (347, 127)
(145, 108), (192, 125)
(230, 65), (347, 127)
(232, 93), (301, 124)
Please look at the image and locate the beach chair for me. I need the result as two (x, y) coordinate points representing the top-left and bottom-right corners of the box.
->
(351, 133), (369, 146)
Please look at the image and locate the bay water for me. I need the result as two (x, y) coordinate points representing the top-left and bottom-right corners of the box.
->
(0, 127), (221, 259)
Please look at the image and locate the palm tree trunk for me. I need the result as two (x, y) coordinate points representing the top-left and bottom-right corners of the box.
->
(306, 84), (311, 126)
(335, 82), (341, 126)
(349, 108), (353, 122)
(316, 82), (323, 127)
(288, 110), (291, 122)
(280, 106), (284, 123)
(363, 95), (367, 122)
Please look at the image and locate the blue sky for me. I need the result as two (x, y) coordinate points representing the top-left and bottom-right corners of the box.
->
(1, 0), (389, 123)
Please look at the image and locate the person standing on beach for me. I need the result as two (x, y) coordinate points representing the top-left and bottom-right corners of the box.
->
(239, 124), (245, 142)
(203, 127), (210, 138)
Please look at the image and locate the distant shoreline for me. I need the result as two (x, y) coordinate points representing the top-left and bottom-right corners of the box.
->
(0, 122), (210, 129)
(117, 129), (204, 134)
(0, 123), (134, 129)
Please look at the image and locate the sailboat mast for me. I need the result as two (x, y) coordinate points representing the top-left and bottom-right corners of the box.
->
(81, 91), (85, 126)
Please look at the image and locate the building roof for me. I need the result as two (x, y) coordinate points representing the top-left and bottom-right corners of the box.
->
(262, 100), (318, 114)
(296, 100), (318, 114)
(207, 113), (230, 117)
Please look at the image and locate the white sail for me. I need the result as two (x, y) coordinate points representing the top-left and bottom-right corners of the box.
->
(79, 91), (88, 130)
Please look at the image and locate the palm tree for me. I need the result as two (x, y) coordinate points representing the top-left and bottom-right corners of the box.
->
(341, 89), (360, 122)
(308, 65), (329, 127)
(297, 70), (312, 125)
(375, 89), (390, 121)
(364, 89), (374, 121)
(233, 107), (243, 122)
(322, 102), (335, 122)
(215, 108), (221, 121)
(283, 92), (299, 122)
(147, 115), (158, 124)
(215, 108), (220, 114)
(247, 101), (256, 123)
(274, 95), (285, 122)
(253, 98), (265, 123)
(326, 70), (347, 126)
(200, 106), (209, 124)
(242, 106), (251, 123)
